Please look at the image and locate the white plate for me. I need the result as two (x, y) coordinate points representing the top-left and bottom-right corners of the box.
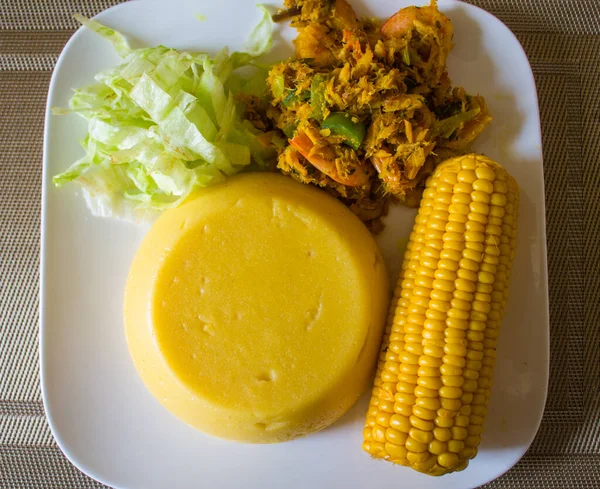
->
(41, 1), (549, 488)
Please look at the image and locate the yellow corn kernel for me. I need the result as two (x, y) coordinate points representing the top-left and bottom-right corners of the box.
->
(381, 370), (399, 383)
(372, 424), (387, 442)
(429, 439), (447, 455)
(394, 393), (415, 407)
(437, 408), (456, 419)
(407, 451), (430, 464)
(462, 379), (478, 393)
(414, 385), (438, 398)
(491, 193), (507, 206)
(466, 331), (485, 342)
(468, 212), (487, 224)
(461, 393), (474, 405)
(453, 181), (471, 193)
(433, 426), (452, 442)
(399, 351), (419, 365)
(417, 366), (439, 377)
(397, 371), (418, 384)
(405, 436), (428, 453)
(443, 355), (466, 368)
(390, 414), (411, 433)
(412, 455), (438, 473)
(397, 381), (415, 394)
(438, 452), (459, 469)
(457, 170), (476, 184)
(412, 405), (437, 421)
(460, 447), (478, 460)
(448, 440), (465, 453)
(475, 166), (496, 181)
(385, 442), (407, 459)
(444, 343), (468, 357)
(385, 427), (408, 445)
(444, 327), (466, 339)
(362, 441), (387, 457)
(409, 414), (434, 432)
(465, 435), (481, 448)
(472, 177), (494, 194)
(441, 376), (464, 387)
(440, 398), (462, 412)
(418, 376), (443, 390)
(459, 405), (472, 416)
(399, 362), (419, 375)
(455, 415), (470, 427)
(465, 359), (482, 371)
(415, 397), (441, 411)
(467, 350), (484, 361)
(375, 411), (391, 428)
(419, 355), (443, 368)
(452, 426), (468, 440)
(422, 329), (444, 341)
(471, 404), (488, 417)
(457, 268), (478, 282)
(410, 427), (434, 444)
(423, 344), (444, 358)
(455, 278), (476, 293)
(430, 289), (452, 302)
(471, 414), (486, 426)
(434, 416), (453, 428)
(440, 171), (458, 185)
(393, 402), (412, 417)
(440, 364), (462, 376)
(378, 400), (395, 413)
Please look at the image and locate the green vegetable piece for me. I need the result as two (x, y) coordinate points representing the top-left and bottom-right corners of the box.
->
(321, 112), (366, 150)
(282, 123), (298, 138)
(283, 89), (310, 107)
(310, 73), (328, 120)
(283, 90), (296, 106)
(272, 74), (285, 99)
(434, 100), (462, 119)
(432, 107), (481, 139)
(51, 7), (275, 221)
(243, 5), (274, 57)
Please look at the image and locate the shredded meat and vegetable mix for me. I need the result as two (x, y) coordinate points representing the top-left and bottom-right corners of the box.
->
(247, 0), (491, 231)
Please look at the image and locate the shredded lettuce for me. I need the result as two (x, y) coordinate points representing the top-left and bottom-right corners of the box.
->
(54, 6), (274, 221)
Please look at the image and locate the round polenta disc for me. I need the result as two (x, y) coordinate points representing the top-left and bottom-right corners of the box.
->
(124, 172), (390, 443)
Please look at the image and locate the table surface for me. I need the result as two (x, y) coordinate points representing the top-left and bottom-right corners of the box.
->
(1, 1), (599, 488)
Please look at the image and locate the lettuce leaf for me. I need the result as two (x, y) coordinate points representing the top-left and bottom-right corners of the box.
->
(54, 6), (274, 221)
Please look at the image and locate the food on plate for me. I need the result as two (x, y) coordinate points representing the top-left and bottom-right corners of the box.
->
(53, 9), (275, 221)
(124, 172), (390, 442)
(261, 0), (491, 231)
(53, 0), (492, 235)
(362, 154), (519, 475)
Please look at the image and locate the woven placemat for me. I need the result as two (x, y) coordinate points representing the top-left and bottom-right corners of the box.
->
(1, 1), (599, 487)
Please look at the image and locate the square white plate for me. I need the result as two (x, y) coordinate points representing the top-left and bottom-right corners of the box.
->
(41, 1), (549, 488)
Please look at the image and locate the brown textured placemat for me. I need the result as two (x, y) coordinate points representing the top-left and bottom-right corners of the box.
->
(1, 0), (599, 487)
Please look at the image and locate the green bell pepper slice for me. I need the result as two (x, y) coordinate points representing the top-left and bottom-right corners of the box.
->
(321, 112), (366, 150)
(310, 74), (328, 120)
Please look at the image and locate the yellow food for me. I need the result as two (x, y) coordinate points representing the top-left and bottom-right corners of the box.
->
(125, 172), (389, 443)
(362, 154), (518, 475)
(257, 0), (491, 231)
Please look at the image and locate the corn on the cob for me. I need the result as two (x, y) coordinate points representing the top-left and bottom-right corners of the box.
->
(362, 154), (519, 476)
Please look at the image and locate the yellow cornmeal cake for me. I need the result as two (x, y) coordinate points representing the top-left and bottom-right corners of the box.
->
(124, 172), (390, 443)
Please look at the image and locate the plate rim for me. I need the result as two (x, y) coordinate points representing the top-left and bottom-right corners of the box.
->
(39, 1), (550, 488)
